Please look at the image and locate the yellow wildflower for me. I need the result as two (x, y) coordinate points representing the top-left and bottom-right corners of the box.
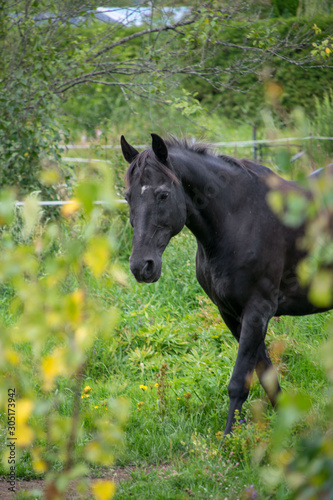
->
(215, 431), (223, 441)
(139, 384), (147, 390)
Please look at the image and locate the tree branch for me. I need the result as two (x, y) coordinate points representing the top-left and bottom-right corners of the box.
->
(85, 13), (200, 63)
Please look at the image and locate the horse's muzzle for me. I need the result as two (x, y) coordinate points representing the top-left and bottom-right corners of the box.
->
(129, 256), (162, 283)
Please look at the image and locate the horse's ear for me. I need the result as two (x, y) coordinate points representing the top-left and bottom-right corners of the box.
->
(120, 135), (139, 164)
(151, 133), (168, 164)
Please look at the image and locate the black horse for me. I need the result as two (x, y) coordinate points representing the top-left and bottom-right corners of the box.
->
(121, 133), (332, 434)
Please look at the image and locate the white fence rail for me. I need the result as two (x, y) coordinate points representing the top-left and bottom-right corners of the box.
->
(8, 136), (333, 207)
(64, 136), (333, 150)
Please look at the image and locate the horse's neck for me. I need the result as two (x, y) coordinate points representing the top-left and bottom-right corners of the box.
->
(172, 151), (239, 245)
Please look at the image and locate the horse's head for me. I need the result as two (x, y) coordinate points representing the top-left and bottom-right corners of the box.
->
(121, 134), (186, 283)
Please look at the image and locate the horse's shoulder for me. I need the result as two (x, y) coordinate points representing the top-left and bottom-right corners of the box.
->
(239, 158), (275, 177)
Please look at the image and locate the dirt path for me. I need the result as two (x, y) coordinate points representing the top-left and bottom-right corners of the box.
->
(0, 464), (168, 499)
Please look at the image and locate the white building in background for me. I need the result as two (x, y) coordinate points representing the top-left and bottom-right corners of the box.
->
(14, 6), (189, 27)
(96, 6), (190, 26)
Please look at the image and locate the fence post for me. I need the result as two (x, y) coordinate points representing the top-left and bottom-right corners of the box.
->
(252, 126), (257, 161)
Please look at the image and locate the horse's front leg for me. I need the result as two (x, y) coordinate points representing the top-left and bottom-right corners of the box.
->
(221, 311), (281, 410)
(224, 298), (275, 435)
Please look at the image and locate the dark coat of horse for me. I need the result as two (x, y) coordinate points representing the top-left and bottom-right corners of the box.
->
(121, 133), (332, 434)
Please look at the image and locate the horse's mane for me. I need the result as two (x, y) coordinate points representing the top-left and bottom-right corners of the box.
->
(165, 137), (270, 177)
(126, 137), (271, 187)
(165, 136), (211, 156)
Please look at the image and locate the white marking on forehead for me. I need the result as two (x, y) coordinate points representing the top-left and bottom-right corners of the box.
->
(141, 185), (152, 195)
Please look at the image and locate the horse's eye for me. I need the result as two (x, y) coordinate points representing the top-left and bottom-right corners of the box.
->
(158, 192), (169, 201)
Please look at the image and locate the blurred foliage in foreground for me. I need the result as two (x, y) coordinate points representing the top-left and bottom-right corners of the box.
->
(262, 143), (333, 499)
(0, 161), (127, 499)
(262, 334), (333, 499)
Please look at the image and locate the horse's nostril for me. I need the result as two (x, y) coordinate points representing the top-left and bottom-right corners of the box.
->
(142, 260), (154, 280)
(130, 255), (161, 283)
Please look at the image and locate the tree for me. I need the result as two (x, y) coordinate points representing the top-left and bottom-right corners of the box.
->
(1, 0), (332, 194)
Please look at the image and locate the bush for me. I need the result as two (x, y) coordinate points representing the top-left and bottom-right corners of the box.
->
(0, 74), (65, 199)
(186, 15), (333, 124)
(272, 0), (299, 17)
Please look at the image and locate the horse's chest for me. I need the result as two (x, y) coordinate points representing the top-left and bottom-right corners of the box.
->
(195, 247), (232, 306)
(195, 242), (269, 316)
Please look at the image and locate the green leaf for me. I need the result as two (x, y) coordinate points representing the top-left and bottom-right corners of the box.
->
(308, 270), (333, 307)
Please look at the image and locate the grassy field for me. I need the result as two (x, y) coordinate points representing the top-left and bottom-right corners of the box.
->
(1, 223), (332, 499)
(0, 129), (333, 499)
